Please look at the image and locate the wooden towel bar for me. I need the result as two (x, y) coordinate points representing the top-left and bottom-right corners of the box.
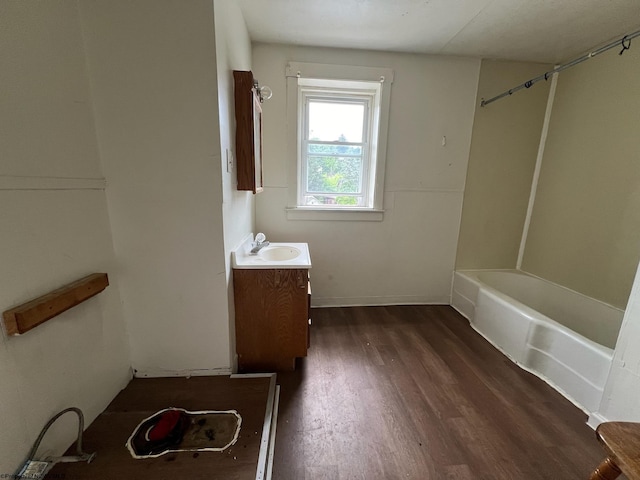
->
(2, 273), (109, 336)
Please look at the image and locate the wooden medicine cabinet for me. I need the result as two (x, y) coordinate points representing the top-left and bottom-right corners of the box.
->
(233, 70), (263, 194)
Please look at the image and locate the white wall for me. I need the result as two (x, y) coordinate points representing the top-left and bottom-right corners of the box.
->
(521, 45), (640, 309)
(213, 0), (255, 370)
(594, 262), (640, 424)
(0, 2), (130, 471)
(456, 60), (551, 270)
(253, 44), (480, 306)
(79, 0), (232, 376)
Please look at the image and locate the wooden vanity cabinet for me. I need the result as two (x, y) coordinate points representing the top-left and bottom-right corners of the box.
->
(233, 268), (310, 372)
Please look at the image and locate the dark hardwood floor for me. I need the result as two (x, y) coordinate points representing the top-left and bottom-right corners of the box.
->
(273, 305), (606, 480)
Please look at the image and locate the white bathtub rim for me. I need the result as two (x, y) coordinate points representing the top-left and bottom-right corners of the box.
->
(458, 268), (624, 316)
(455, 270), (615, 358)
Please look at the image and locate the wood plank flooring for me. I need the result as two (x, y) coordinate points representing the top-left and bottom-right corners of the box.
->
(273, 305), (606, 480)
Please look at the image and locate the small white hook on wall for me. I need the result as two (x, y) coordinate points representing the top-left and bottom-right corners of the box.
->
(442, 136), (447, 146)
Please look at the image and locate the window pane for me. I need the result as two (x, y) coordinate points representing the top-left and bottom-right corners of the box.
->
(306, 156), (363, 194)
(308, 143), (362, 156)
(308, 101), (364, 143)
(304, 194), (364, 207)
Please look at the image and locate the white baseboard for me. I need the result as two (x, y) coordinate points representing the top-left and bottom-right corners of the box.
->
(311, 295), (450, 308)
(230, 373), (275, 378)
(587, 412), (608, 430)
(133, 367), (232, 378)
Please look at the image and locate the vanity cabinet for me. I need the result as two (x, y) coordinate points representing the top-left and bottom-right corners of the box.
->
(233, 70), (263, 194)
(233, 268), (310, 372)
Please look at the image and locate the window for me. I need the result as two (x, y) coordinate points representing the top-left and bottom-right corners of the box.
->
(286, 63), (393, 220)
(299, 79), (379, 208)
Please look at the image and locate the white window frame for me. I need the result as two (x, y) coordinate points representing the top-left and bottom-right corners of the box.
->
(298, 79), (378, 208)
(285, 62), (393, 221)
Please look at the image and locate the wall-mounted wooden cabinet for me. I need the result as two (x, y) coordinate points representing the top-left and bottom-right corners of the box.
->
(233, 70), (263, 194)
(233, 268), (310, 372)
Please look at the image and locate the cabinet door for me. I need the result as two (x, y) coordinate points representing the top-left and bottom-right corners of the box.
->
(233, 70), (264, 194)
(234, 269), (308, 371)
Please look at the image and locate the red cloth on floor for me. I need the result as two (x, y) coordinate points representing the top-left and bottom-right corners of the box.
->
(148, 410), (182, 441)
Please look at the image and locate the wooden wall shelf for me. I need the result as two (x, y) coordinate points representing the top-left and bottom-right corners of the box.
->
(3, 273), (109, 336)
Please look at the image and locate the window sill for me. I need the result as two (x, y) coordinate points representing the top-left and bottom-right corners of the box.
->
(285, 207), (384, 222)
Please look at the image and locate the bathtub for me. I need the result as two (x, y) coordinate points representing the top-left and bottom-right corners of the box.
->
(451, 270), (624, 414)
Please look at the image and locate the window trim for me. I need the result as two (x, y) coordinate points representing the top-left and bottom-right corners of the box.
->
(285, 62), (393, 220)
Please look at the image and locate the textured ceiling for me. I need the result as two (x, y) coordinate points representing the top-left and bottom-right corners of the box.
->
(237, 0), (640, 63)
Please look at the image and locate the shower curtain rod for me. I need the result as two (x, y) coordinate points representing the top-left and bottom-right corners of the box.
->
(480, 29), (640, 107)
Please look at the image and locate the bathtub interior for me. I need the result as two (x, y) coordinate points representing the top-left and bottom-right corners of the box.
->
(474, 270), (623, 349)
(451, 269), (623, 414)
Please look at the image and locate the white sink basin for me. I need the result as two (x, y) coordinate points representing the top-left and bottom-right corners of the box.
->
(258, 246), (301, 261)
(232, 238), (311, 269)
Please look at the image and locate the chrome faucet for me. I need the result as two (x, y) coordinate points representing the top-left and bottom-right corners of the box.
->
(250, 233), (269, 254)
